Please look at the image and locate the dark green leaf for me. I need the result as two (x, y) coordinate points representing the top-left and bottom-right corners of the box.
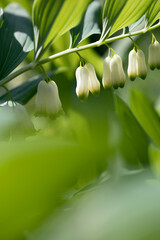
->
(0, 3), (34, 80)
(115, 95), (149, 166)
(130, 89), (160, 147)
(70, 1), (101, 48)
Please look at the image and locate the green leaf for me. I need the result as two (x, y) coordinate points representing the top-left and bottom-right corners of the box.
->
(102, 0), (126, 37)
(0, 68), (67, 105)
(128, 15), (145, 32)
(149, 144), (160, 177)
(145, 0), (160, 27)
(0, 3), (33, 80)
(33, 0), (91, 59)
(130, 89), (160, 147)
(115, 95), (149, 166)
(70, 1), (101, 48)
(102, 0), (153, 38)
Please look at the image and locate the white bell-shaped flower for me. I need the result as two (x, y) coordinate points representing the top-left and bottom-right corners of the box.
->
(102, 56), (112, 89)
(110, 55), (125, 88)
(76, 66), (89, 100)
(148, 43), (157, 70)
(136, 49), (147, 79)
(110, 55), (120, 89)
(85, 63), (100, 95)
(128, 49), (138, 80)
(154, 41), (160, 69)
(116, 54), (126, 88)
(13, 102), (34, 133)
(148, 41), (160, 70)
(36, 80), (62, 117)
(0, 101), (34, 138)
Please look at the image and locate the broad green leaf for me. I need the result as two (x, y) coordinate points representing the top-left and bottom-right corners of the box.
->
(128, 15), (145, 33)
(123, 15), (145, 35)
(0, 4), (33, 80)
(33, 0), (91, 59)
(102, 0), (153, 38)
(145, 0), (160, 27)
(0, 68), (67, 105)
(70, 1), (101, 48)
(115, 95), (149, 166)
(102, 0), (126, 37)
(130, 89), (160, 147)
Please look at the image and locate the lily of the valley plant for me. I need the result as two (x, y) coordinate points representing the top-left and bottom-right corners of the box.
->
(0, 0), (160, 124)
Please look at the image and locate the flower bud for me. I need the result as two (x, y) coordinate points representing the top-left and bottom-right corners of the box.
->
(76, 66), (89, 100)
(102, 56), (112, 89)
(136, 49), (147, 80)
(85, 63), (100, 95)
(116, 55), (126, 88)
(36, 80), (62, 117)
(128, 49), (138, 80)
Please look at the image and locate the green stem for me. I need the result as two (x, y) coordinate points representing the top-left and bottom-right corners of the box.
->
(38, 23), (160, 65)
(0, 85), (14, 102)
(1, 22), (160, 86)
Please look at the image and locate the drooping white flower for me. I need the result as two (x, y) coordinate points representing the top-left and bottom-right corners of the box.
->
(153, 41), (160, 69)
(148, 43), (157, 70)
(85, 63), (100, 95)
(75, 66), (89, 100)
(136, 49), (147, 79)
(102, 56), (112, 89)
(0, 101), (34, 138)
(36, 80), (62, 117)
(110, 55), (120, 89)
(148, 41), (160, 70)
(116, 54), (126, 88)
(128, 49), (138, 80)
(110, 55), (126, 88)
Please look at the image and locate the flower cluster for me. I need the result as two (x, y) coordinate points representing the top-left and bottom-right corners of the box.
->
(75, 54), (126, 100)
(128, 49), (147, 81)
(35, 38), (160, 117)
(76, 63), (100, 100)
